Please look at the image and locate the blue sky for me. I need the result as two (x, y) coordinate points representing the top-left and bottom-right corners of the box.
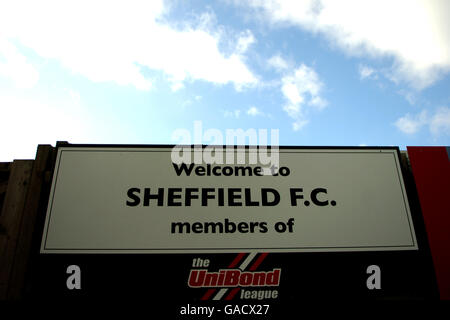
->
(0, 0), (449, 161)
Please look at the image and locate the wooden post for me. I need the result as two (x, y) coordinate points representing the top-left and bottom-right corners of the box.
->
(0, 145), (55, 300)
(0, 160), (33, 299)
(8, 145), (55, 300)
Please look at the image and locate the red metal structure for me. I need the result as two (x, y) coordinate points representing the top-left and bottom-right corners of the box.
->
(408, 146), (450, 300)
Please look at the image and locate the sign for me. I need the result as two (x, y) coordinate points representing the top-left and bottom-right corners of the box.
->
(30, 145), (438, 304)
(40, 146), (417, 253)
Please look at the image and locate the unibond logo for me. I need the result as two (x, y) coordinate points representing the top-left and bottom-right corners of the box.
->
(188, 269), (281, 288)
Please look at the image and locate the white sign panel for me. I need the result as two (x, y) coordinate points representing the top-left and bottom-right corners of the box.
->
(40, 147), (417, 253)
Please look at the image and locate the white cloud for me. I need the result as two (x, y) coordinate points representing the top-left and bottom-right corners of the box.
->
(65, 89), (81, 104)
(0, 0), (258, 91)
(309, 96), (327, 109)
(398, 90), (417, 105)
(395, 110), (428, 134)
(430, 107), (450, 136)
(242, 0), (450, 89)
(395, 107), (450, 136)
(0, 39), (39, 88)
(267, 54), (289, 71)
(0, 94), (93, 161)
(247, 106), (261, 116)
(281, 64), (327, 130)
(171, 82), (185, 92)
(236, 30), (256, 54)
(283, 65), (327, 109)
(246, 106), (273, 118)
(358, 64), (376, 80)
(282, 82), (304, 106)
(292, 119), (309, 131)
(0, 88), (149, 161)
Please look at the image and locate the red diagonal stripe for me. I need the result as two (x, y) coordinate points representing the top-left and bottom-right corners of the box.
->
(201, 289), (216, 300)
(228, 252), (246, 268)
(223, 253), (270, 301)
(200, 253), (246, 301)
(224, 287), (241, 300)
(249, 252), (268, 271)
